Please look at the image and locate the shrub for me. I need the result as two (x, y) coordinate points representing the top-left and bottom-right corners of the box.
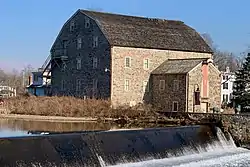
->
(4, 96), (157, 119)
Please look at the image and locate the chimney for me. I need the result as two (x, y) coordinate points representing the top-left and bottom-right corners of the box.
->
(202, 61), (209, 98)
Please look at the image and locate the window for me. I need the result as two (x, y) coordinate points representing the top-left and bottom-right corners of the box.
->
(143, 59), (149, 70)
(143, 81), (149, 92)
(223, 94), (229, 103)
(223, 75), (229, 81)
(33, 75), (38, 82)
(93, 57), (98, 69)
(85, 17), (90, 28)
(76, 79), (81, 91)
(229, 93), (233, 100)
(70, 20), (75, 31)
(63, 40), (67, 49)
(223, 82), (229, 89)
(173, 80), (179, 91)
(93, 79), (98, 91)
(93, 36), (98, 48)
(125, 57), (131, 68)
(125, 79), (130, 91)
(77, 37), (82, 49)
(62, 63), (67, 71)
(172, 101), (178, 112)
(76, 58), (81, 70)
(61, 80), (65, 91)
(159, 80), (165, 91)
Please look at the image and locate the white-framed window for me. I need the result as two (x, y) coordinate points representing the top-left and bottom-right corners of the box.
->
(125, 79), (130, 91)
(159, 80), (165, 91)
(77, 37), (82, 49)
(223, 75), (229, 81)
(76, 79), (81, 92)
(93, 79), (98, 91)
(172, 101), (178, 112)
(223, 82), (229, 89)
(143, 80), (149, 92)
(61, 80), (65, 91)
(143, 58), (149, 70)
(125, 57), (131, 68)
(76, 57), (81, 70)
(70, 20), (75, 31)
(173, 80), (179, 91)
(223, 94), (229, 103)
(93, 57), (98, 69)
(93, 36), (98, 48)
(85, 17), (90, 28)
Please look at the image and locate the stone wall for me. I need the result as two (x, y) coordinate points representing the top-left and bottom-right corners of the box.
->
(188, 63), (203, 112)
(111, 46), (212, 108)
(152, 74), (186, 112)
(162, 112), (250, 147)
(218, 114), (250, 147)
(187, 63), (221, 113)
(208, 63), (221, 109)
(51, 11), (111, 98)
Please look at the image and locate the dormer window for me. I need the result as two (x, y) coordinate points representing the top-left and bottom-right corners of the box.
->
(85, 17), (90, 28)
(70, 20), (75, 31)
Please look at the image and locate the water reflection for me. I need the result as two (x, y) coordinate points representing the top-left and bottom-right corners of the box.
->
(0, 118), (115, 132)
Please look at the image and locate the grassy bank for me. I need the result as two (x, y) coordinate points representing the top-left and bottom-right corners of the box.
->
(3, 96), (156, 119)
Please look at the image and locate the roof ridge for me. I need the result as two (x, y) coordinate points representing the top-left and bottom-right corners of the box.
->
(80, 9), (183, 23)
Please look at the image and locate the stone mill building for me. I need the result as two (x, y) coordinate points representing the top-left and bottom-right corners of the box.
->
(42, 9), (221, 112)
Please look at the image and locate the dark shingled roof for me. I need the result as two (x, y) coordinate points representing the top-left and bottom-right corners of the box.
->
(80, 10), (213, 53)
(151, 58), (206, 74)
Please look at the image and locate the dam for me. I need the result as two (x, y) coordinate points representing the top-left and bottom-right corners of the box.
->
(0, 125), (249, 166)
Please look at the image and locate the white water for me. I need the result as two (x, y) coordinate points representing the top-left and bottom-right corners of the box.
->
(99, 128), (250, 167)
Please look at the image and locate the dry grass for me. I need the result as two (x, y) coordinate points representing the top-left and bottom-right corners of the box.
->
(3, 95), (157, 119)
(222, 107), (235, 114)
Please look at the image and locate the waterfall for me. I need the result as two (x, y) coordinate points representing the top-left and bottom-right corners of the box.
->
(2, 125), (249, 167)
(101, 127), (245, 167)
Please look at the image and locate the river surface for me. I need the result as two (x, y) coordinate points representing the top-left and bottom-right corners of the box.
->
(0, 118), (115, 137)
(0, 118), (249, 167)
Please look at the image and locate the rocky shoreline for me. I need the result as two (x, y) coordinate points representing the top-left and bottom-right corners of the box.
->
(117, 112), (250, 148)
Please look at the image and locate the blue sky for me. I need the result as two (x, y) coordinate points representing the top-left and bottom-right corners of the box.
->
(1, 0), (250, 72)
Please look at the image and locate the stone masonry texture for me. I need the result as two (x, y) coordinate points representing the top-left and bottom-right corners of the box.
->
(187, 63), (221, 113)
(111, 46), (212, 108)
(188, 64), (203, 112)
(208, 64), (221, 109)
(51, 12), (111, 98)
(50, 10), (217, 110)
(152, 74), (186, 112)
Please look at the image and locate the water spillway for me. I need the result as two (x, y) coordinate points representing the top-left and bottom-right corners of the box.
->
(0, 125), (243, 167)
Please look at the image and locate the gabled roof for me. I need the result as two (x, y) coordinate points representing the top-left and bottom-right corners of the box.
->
(151, 58), (207, 74)
(80, 10), (213, 53)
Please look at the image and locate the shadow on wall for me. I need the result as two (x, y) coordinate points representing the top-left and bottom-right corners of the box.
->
(142, 75), (152, 104)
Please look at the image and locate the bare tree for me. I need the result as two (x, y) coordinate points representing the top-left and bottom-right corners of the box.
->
(0, 65), (34, 94)
(201, 33), (243, 72)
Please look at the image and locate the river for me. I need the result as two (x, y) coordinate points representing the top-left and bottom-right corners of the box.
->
(0, 118), (115, 137)
(0, 118), (249, 167)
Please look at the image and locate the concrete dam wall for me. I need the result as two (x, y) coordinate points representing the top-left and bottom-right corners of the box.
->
(0, 125), (233, 167)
